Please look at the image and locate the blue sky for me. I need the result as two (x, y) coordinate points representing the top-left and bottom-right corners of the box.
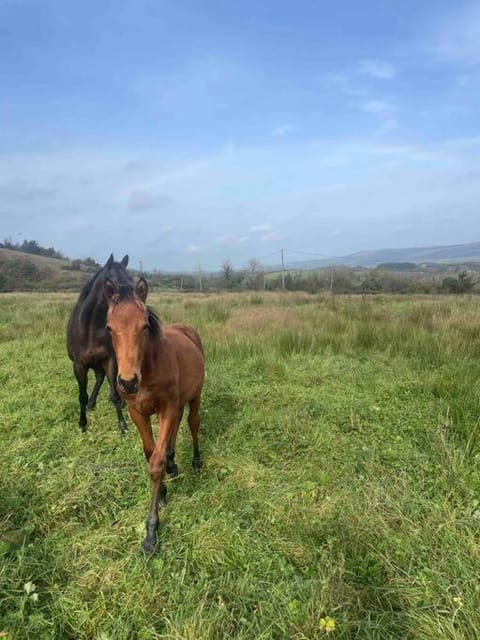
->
(1, 0), (479, 270)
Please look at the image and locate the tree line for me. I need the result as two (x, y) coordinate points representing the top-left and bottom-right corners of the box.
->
(1, 238), (100, 268)
(147, 260), (479, 295)
(1, 238), (478, 294)
(2, 238), (66, 260)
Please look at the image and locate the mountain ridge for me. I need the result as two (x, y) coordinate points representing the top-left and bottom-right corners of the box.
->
(279, 241), (480, 271)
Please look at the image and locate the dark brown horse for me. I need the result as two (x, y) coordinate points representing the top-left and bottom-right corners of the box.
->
(104, 276), (205, 554)
(66, 254), (132, 434)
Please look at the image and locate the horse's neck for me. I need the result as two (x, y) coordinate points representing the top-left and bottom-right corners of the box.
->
(141, 333), (164, 378)
(80, 279), (107, 327)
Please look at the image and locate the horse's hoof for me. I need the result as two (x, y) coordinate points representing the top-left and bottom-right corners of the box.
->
(141, 536), (157, 556)
(192, 457), (203, 472)
(79, 422), (88, 433)
(159, 485), (167, 508)
(167, 462), (179, 479)
(119, 422), (128, 436)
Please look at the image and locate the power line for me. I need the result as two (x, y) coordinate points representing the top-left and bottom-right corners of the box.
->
(255, 249), (282, 260)
(146, 246), (343, 278)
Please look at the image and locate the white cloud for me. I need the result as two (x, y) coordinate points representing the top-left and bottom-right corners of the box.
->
(272, 124), (294, 137)
(320, 72), (367, 96)
(358, 59), (396, 79)
(2, 135), (480, 269)
(250, 223), (272, 233)
(261, 230), (282, 242)
(216, 233), (247, 244)
(363, 100), (395, 114)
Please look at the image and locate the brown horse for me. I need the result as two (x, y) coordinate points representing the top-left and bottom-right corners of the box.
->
(104, 276), (205, 554)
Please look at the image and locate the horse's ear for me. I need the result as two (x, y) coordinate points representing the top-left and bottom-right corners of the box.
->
(121, 254), (129, 267)
(105, 253), (114, 268)
(135, 277), (148, 302)
(104, 278), (119, 303)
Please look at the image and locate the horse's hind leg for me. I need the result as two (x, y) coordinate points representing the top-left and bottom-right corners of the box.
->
(106, 359), (128, 435)
(87, 368), (105, 410)
(188, 395), (202, 471)
(166, 408), (184, 478)
(73, 362), (89, 432)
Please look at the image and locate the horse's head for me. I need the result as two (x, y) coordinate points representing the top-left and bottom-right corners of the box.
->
(105, 277), (150, 395)
(101, 254), (132, 293)
(76, 254), (132, 305)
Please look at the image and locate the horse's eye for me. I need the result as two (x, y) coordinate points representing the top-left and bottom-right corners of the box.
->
(143, 324), (149, 332)
(106, 325), (112, 333)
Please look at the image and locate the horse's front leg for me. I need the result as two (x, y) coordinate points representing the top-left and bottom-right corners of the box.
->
(73, 362), (89, 432)
(142, 406), (180, 555)
(106, 357), (128, 435)
(128, 406), (154, 461)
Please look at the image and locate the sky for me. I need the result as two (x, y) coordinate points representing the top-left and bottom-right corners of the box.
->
(1, 0), (479, 271)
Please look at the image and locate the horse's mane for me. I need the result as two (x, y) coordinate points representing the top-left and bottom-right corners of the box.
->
(78, 268), (103, 302)
(147, 307), (162, 338)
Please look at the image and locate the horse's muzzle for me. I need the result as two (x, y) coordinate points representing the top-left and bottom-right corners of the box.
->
(117, 374), (140, 395)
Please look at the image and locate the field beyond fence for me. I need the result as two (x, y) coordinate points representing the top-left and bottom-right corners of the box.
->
(1, 291), (479, 639)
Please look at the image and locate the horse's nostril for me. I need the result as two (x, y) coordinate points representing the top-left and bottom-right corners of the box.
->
(117, 374), (139, 393)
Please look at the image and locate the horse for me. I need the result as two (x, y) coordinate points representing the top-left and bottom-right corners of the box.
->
(104, 276), (205, 554)
(66, 254), (132, 434)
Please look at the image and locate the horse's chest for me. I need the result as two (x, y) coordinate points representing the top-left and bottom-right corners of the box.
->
(132, 390), (157, 416)
(77, 330), (110, 365)
(129, 383), (176, 416)
(81, 345), (109, 365)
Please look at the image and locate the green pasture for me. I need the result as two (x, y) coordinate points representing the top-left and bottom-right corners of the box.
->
(0, 292), (479, 639)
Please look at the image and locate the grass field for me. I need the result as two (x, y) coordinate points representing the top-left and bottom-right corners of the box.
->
(1, 291), (480, 639)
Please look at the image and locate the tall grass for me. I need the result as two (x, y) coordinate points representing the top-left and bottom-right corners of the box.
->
(0, 291), (479, 638)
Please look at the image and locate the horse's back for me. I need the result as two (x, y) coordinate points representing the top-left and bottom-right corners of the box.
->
(163, 324), (205, 401)
(165, 323), (204, 356)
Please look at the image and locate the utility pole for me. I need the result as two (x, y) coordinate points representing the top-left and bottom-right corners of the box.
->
(281, 248), (285, 290)
(197, 265), (203, 291)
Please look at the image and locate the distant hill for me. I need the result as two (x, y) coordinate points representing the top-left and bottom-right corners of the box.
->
(3, 240), (480, 292)
(0, 248), (95, 291)
(281, 242), (480, 270)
